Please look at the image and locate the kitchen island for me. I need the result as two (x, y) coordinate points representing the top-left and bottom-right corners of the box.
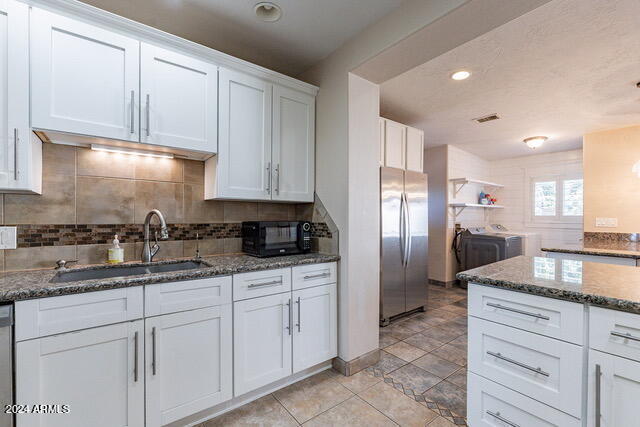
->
(542, 240), (640, 266)
(458, 255), (640, 426)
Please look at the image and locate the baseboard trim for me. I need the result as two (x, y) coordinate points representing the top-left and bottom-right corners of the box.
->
(428, 278), (459, 288)
(332, 348), (380, 376)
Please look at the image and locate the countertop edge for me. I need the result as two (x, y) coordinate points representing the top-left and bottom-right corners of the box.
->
(541, 247), (640, 259)
(457, 272), (640, 314)
(0, 254), (341, 303)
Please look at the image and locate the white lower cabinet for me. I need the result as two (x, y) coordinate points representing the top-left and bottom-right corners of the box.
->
(293, 284), (337, 373)
(145, 305), (232, 427)
(16, 320), (145, 427)
(233, 292), (293, 396)
(588, 350), (640, 427)
(468, 372), (580, 426)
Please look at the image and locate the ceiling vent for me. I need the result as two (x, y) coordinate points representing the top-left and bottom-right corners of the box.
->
(473, 114), (500, 123)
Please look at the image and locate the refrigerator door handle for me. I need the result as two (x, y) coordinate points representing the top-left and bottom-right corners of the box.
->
(399, 193), (406, 266)
(404, 192), (412, 267)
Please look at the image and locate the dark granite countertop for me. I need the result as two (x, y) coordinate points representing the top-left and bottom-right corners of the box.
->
(0, 253), (340, 303)
(542, 242), (640, 259)
(457, 255), (640, 314)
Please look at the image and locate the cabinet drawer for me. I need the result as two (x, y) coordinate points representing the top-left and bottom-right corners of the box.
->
(469, 283), (584, 344)
(469, 317), (583, 417)
(468, 372), (580, 427)
(145, 276), (232, 317)
(292, 262), (336, 290)
(233, 268), (291, 301)
(15, 287), (143, 341)
(590, 306), (640, 362)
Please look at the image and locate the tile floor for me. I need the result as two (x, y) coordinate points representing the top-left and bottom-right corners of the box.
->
(200, 285), (467, 427)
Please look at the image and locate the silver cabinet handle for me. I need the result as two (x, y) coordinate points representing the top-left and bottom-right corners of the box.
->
(486, 410), (519, 427)
(486, 351), (550, 377)
(266, 162), (271, 193)
(275, 164), (280, 194)
(133, 331), (139, 382)
(286, 299), (292, 335)
(486, 302), (550, 321)
(13, 128), (18, 180)
(146, 94), (150, 137)
(303, 272), (330, 280)
(152, 326), (157, 375)
(296, 297), (301, 332)
(248, 280), (282, 289)
(610, 331), (640, 342)
(130, 90), (135, 134)
(595, 363), (602, 427)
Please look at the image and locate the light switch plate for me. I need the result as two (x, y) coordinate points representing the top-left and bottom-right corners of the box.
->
(0, 226), (17, 249)
(595, 217), (618, 228)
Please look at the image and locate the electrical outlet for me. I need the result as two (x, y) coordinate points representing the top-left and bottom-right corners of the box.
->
(595, 217), (618, 228)
(0, 226), (16, 249)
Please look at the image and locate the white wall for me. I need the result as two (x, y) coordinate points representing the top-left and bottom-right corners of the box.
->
(488, 149), (583, 248)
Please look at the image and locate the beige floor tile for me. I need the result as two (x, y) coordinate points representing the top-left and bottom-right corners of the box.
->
(379, 329), (400, 348)
(384, 322), (419, 340)
(403, 334), (444, 352)
(203, 394), (298, 427)
(359, 381), (438, 427)
(412, 354), (460, 379)
(334, 369), (381, 394)
(303, 396), (396, 427)
(431, 344), (467, 366)
(427, 416), (456, 426)
(384, 341), (426, 362)
(273, 371), (353, 424)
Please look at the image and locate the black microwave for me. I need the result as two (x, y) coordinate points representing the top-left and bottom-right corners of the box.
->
(242, 221), (312, 257)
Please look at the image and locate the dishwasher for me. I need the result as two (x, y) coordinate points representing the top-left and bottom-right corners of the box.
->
(0, 305), (12, 427)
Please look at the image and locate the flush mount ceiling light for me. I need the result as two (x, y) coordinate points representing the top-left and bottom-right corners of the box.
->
(523, 136), (548, 149)
(91, 144), (174, 159)
(254, 2), (282, 22)
(450, 70), (471, 81)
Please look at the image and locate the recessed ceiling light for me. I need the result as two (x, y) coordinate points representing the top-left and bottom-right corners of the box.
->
(450, 70), (471, 81)
(254, 2), (282, 22)
(523, 136), (548, 149)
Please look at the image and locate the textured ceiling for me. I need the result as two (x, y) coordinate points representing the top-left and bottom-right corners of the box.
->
(380, 0), (640, 159)
(79, 0), (405, 76)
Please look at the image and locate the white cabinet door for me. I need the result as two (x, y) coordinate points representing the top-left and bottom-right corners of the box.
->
(384, 119), (406, 169)
(405, 127), (424, 172)
(292, 283), (337, 373)
(216, 68), (272, 200)
(16, 321), (144, 427)
(271, 84), (315, 202)
(234, 292), (292, 395)
(31, 8), (140, 141)
(145, 305), (232, 427)
(140, 43), (217, 153)
(0, 0), (40, 193)
(588, 350), (640, 427)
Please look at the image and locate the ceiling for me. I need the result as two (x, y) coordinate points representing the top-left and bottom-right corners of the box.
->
(79, 0), (405, 76)
(380, 0), (640, 160)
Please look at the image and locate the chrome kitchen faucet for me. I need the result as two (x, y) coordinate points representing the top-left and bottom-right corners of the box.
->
(142, 209), (169, 262)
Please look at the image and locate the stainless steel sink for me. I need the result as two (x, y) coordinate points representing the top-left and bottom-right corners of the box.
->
(50, 261), (206, 283)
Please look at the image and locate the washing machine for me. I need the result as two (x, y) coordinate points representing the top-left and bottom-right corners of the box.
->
(488, 224), (541, 256)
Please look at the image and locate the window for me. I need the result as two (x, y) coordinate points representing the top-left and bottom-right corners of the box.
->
(531, 176), (583, 222)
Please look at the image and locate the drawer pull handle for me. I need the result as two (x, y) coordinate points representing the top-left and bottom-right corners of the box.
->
(486, 302), (550, 321)
(286, 299), (292, 336)
(610, 331), (640, 342)
(133, 331), (139, 382)
(595, 364), (602, 427)
(486, 351), (550, 377)
(486, 410), (520, 427)
(303, 272), (330, 280)
(152, 326), (157, 376)
(248, 280), (282, 289)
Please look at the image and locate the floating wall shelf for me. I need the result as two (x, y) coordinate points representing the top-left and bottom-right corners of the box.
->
(450, 178), (504, 196)
(449, 202), (504, 216)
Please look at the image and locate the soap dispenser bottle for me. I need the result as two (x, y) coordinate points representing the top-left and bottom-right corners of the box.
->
(108, 234), (124, 264)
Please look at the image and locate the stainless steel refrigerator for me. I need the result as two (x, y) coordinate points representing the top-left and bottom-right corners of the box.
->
(380, 167), (428, 326)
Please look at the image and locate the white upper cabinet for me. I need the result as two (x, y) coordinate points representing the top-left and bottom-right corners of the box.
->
(140, 43), (218, 153)
(383, 119), (406, 169)
(271, 85), (315, 202)
(380, 117), (424, 172)
(0, 0), (40, 193)
(16, 320), (145, 427)
(405, 126), (424, 172)
(145, 305), (232, 427)
(213, 68), (272, 200)
(31, 8), (140, 142)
